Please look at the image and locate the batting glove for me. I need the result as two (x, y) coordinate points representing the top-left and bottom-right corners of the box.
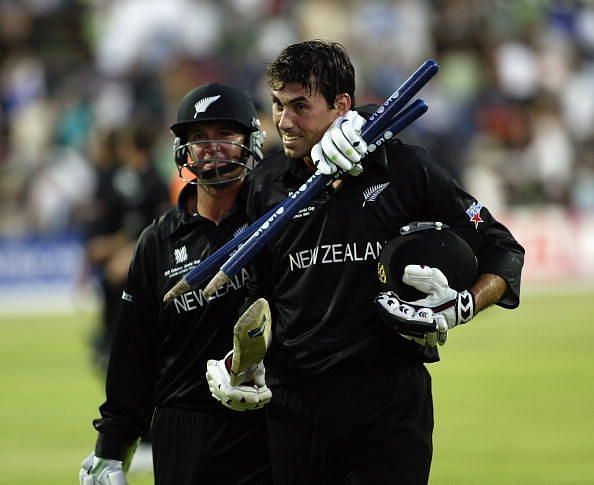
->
(401, 265), (475, 328)
(311, 110), (367, 176)
(375, 293), (449, 347)
(206, 351), (272, 412)
(79, 454), (128, 485)
(375, 264), (476, 346)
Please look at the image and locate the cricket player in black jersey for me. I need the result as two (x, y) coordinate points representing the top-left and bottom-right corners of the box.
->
(79, 83), (272, 485)
(207, 41), (525, 484)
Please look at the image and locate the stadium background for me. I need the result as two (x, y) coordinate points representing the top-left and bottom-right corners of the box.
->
(1, 1), (593, 484)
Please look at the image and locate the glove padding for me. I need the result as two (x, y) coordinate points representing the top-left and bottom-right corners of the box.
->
(206, 351), (272, 412)
(375, 292), (449, 347)
(311, 110), (367, 176)
(375, 265), (475, 347)
(401, 265), (475, 327)
(79, 454), (128, 485)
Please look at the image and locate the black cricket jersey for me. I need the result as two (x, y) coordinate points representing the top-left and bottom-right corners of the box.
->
(93, 182), (253, 458)
(245, 140), (525, 385)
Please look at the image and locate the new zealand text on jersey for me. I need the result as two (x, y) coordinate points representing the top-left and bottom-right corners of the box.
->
(171, 267), (250, 314)
(288, 241), (383, 271)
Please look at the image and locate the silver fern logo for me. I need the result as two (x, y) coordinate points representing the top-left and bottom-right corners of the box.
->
(194, 95), (221, 118)
(362, 182), (390, 206)
(233, 223), (248, 239)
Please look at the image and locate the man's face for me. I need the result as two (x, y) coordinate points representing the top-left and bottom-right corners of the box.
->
(186, 122), (246, 163)
(271, 83), (348, 161)
(182, 121), (247, 184)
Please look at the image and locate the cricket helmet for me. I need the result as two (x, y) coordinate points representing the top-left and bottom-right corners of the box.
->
(170, 83), (265, 185)
(377, 222), (478, 301)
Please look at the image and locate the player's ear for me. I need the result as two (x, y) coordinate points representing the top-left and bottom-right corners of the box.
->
(334, 93), (351, 116)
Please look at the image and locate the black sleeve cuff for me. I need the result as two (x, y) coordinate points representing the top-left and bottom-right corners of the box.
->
(95, 432), (137, 461)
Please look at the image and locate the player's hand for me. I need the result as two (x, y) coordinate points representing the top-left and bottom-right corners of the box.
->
(375, 292), (449, 347)
(375, 264), (475, 346)
(401, 265), (475, 327)
(206, 351), (272, 412)
(311, 110), (367, 176)
(79, 453), (128, 485)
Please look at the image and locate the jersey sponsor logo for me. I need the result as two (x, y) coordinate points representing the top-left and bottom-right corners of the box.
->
(288, 241), (384, 271)
(170, 267), (250, 314)
(174, 246), (188, 264)
(164, 258), (202, 279)
(466, 201), (484, 229)
(362, 182), (390, 206)
(121, 290), (134, 302)
(194, 95), (221, 118)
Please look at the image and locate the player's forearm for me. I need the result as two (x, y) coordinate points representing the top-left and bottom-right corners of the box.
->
(470, 273), (507, 314)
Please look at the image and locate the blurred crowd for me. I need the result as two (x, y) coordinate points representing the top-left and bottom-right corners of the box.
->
(1, 0), (593, 239)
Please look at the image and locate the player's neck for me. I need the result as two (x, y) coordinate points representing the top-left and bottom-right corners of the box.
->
(195, 180), (242, 225)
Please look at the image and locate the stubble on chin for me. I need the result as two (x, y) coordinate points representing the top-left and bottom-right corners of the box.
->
(283, 145), (306, 161)
(282, 146), (315, 171)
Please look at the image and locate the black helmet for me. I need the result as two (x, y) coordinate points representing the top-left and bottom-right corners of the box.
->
(170, 83), (264, 185)
(377, 222), (478, 301)
(171, 83), (260, 139)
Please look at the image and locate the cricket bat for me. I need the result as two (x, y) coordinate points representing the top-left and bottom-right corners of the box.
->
(229, 298), (271, 386)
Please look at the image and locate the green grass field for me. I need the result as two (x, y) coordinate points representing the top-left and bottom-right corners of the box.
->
(1, 291), (593, 484)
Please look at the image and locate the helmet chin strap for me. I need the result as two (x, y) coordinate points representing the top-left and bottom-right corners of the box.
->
(182, 160), (248, 187)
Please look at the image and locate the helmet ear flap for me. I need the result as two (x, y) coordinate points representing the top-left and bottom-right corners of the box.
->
(173, 137), (187, 167)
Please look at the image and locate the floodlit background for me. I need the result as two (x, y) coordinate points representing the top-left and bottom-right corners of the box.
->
(1, 1), (593, 484)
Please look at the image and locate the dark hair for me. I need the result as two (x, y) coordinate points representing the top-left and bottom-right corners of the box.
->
(266, 40), (356, 108)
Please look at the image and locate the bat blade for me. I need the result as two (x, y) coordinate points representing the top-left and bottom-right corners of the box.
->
(229, 298), (271, 386)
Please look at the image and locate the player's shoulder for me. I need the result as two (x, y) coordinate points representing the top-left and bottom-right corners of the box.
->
(246, 149), (289, 190)
(385, 139), (432, 165)
(354, 103), (435, 166)
(145, 182), (196, 241)
(135, 205), (179, 246)
(384, 139), (450, 179)
(252, 149), (288, 176)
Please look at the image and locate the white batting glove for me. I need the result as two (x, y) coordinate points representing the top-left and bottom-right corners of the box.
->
(311, 110), (367, 176)
(79, 454), (128, 485)
(401, 265), (475, 328)
(375, 293), (449, 347)
(206, 351), (272, 412)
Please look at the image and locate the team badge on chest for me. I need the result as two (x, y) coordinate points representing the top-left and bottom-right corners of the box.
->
(362, 182), (390, 207)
